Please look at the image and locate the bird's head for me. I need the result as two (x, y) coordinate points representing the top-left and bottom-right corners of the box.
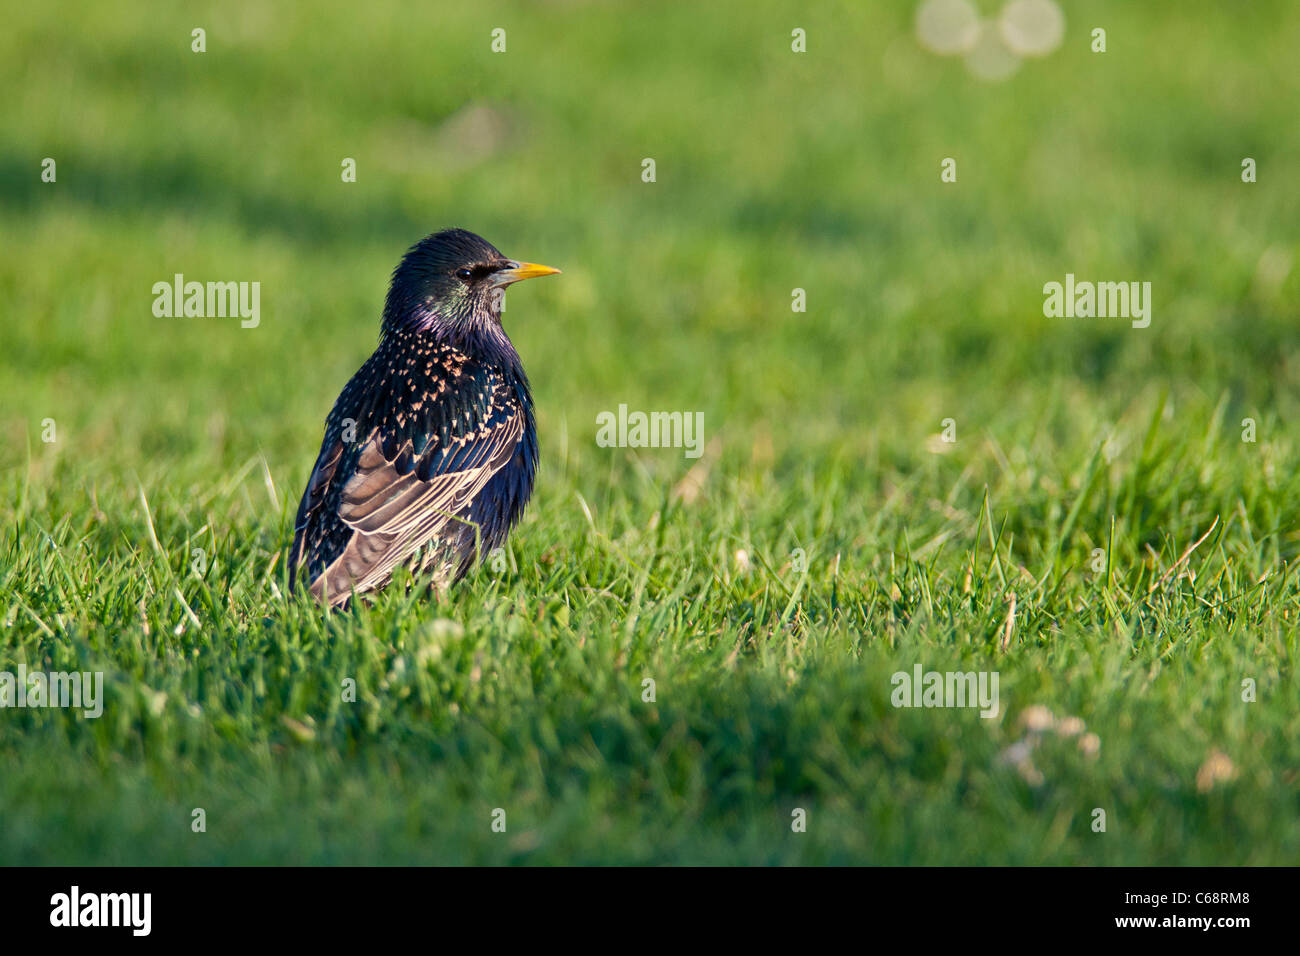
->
(382, 228), (560, 340)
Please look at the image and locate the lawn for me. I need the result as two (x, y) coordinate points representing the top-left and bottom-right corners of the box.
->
(1, 0), (1297, 864)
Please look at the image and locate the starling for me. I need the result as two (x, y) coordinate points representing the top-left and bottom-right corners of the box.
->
(288, 228), (560, 607)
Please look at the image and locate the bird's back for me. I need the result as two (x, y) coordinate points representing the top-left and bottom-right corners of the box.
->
(289, 326), (537, 606)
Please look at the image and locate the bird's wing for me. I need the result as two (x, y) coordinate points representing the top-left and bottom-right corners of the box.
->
(290, 355), (524, 606)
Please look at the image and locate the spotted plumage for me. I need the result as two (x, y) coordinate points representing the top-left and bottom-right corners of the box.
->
(289, 229), (559, 607)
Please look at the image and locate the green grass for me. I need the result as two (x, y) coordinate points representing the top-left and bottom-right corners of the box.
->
(1, 0), (1298, 864)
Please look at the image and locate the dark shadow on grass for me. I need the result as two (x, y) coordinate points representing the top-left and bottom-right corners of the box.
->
(0, 147), (431, 247)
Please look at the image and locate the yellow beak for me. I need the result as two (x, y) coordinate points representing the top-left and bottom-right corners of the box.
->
(495, 260), (562, 286)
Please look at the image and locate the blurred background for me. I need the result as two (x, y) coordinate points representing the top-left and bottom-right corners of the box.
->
(3, 0), (1296, 492)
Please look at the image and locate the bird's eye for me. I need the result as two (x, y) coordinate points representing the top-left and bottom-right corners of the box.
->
(456, 268), (474, 281)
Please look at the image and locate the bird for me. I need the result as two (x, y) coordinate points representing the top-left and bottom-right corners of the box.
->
(288, 228), (560, 607)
